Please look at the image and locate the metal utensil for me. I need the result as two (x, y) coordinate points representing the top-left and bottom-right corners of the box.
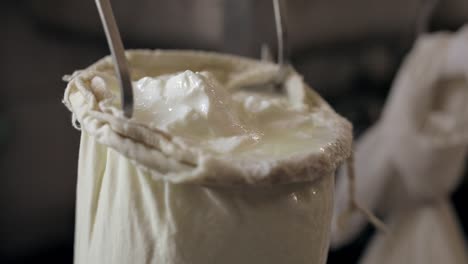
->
(241, 0), (290, 93)
(95, 0), (134, 118)
(273, 0), (289, 69)
(94, 0), (289, 117)
(270, 0), (291, 90)
(257, 0), (291, 90)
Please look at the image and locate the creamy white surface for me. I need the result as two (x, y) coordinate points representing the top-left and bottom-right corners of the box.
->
(131, 70), (333, 158)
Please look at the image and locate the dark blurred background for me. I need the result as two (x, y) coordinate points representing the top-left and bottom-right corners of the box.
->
(1, 0), (467, 263)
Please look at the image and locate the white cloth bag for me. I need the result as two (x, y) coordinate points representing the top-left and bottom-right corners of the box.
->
(64, 50), (352, 264)
(331, 26), (468, 263)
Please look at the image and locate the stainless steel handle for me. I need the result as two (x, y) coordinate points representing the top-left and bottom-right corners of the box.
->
(273, 0), (289, 67)
(95, 0), (134, 118)
(273, 0), (290, 88)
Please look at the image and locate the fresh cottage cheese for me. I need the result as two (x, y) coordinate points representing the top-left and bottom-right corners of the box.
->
(130, 70), (335, 158)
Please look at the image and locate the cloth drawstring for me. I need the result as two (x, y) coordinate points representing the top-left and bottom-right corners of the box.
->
(338, 151), (389, 234)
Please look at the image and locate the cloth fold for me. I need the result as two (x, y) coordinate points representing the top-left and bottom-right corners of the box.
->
(331, 26), (468, 263)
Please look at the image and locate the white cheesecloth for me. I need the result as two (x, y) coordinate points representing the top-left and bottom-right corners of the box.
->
(63, 50), (352, 264)
(331, 26), (468, 263)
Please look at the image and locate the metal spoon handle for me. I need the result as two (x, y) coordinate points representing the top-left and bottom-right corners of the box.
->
(95, 0), (134, 118)
(273, 0), (289, 66)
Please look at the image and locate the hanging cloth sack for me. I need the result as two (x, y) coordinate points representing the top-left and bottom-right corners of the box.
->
(63, 50), (352, 264)
(331, 26), (468, 263)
